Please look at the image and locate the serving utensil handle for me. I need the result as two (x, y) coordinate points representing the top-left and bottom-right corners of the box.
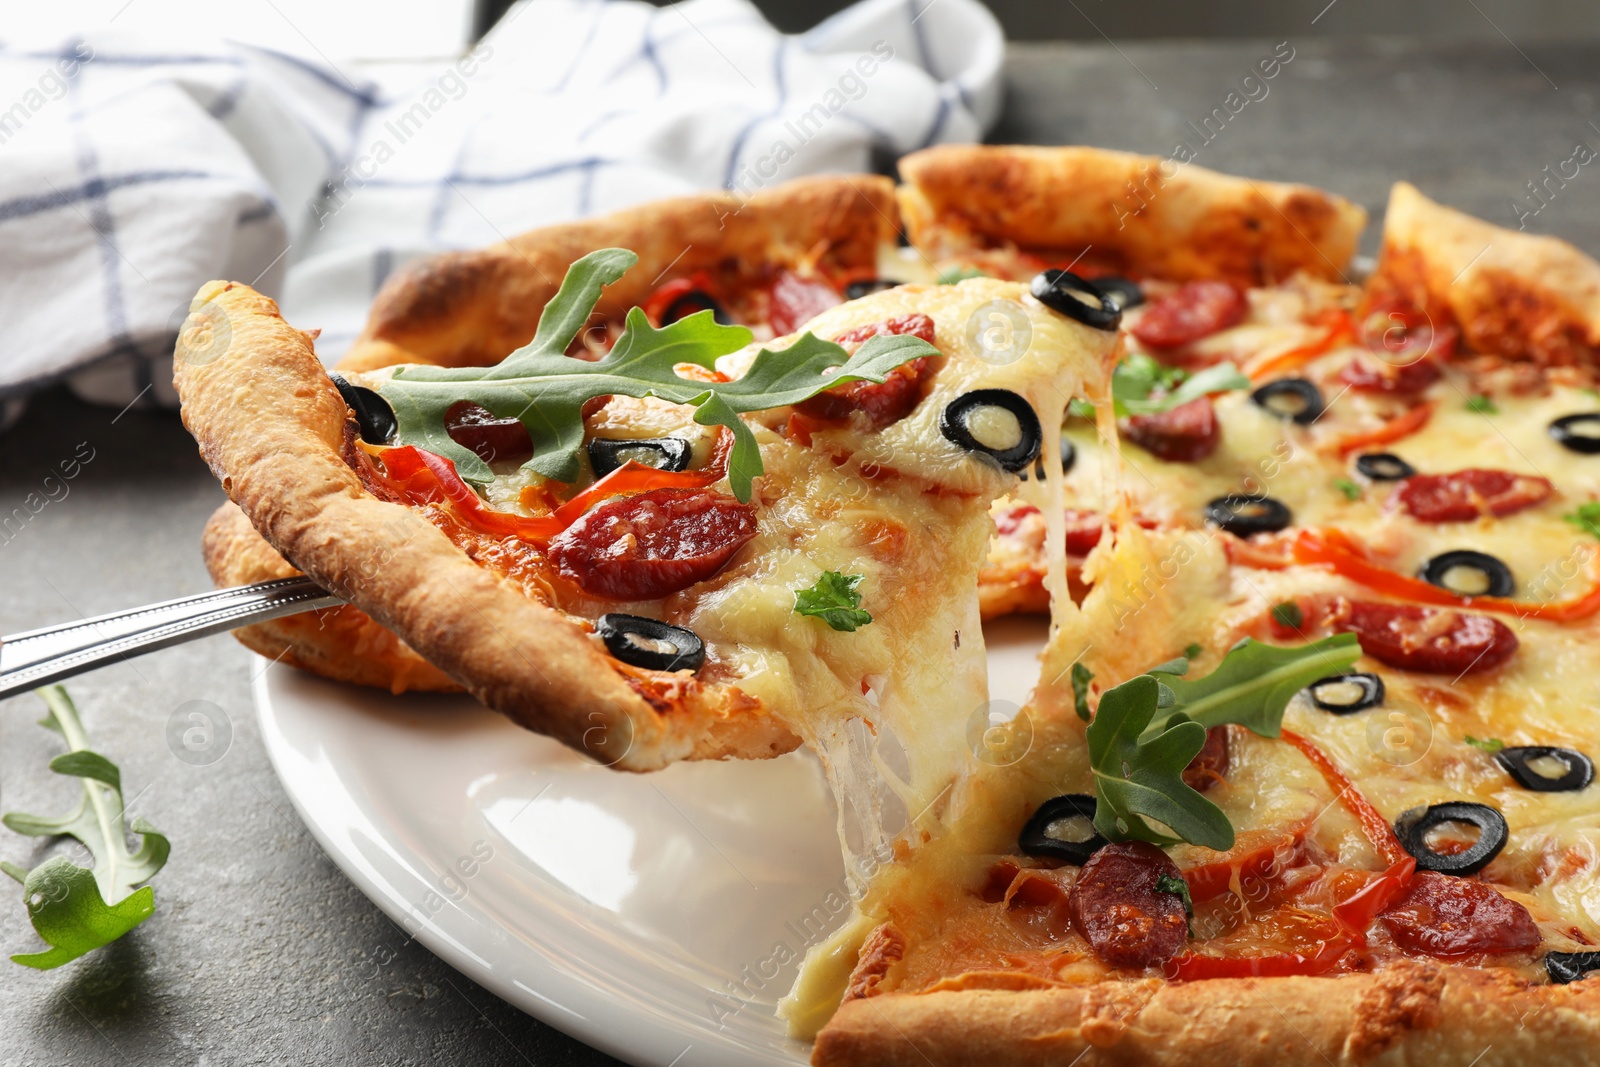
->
(0, 578), (341, 700)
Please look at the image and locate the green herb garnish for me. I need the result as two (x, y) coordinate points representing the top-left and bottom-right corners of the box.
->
(1270, 601), (1304, 629)
(376, 249), (936, 502)
(1071, 662), (1094, 722)
(1156, 871), (1195, 933)
(1334, 478), (1362, 501)
(1564, 502), (1600, 540)
(2, 687), (169, 969)
(1464, 735), (1506, 753)
(1086, 635), (1360, 850)
(937, 265), (990, 284)
(1466, 394), (1499, 415)
(794, 571), (873, 632)
(1182, 643), (1203, 660)
(1069, 353), (1249, 420)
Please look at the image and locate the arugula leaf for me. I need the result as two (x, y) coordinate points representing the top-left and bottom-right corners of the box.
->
(376, 249), (936, 501)
(1085, 635), (1361, 851)
(1464, 735), (1506, 753)
(1150, 634), (1359, 739)
(1071, 662), (1094, 722)
(1334, 478), (1362, 501)
(3, 687), (168, 969)
(1466, 394), (1499, 415)
(1564, 502), (1600, 540)
(1087, 674), (1231, 849)
(1070, 354), (1249, 419)
(794, 571), (873, 632)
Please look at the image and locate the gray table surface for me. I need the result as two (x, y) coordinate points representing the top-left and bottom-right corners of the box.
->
(4, 33), (1600, 1067)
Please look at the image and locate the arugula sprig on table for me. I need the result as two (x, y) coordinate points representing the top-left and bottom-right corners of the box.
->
(2, 687), (169, 969)
(376, 248), (938, 502)
(1084, 634), (1360, 851)
(1069, 352), (1249, 420)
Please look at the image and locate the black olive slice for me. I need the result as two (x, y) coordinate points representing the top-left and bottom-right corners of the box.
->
(940, 389), (1043, 473)
(844, 278), (899, 300)
(1029, 270), (1122, 331)
(329, 373), (396, 444)
(1308, 672), (1386, 714)
(1418, 550), (1514, 598)
(1549, 413), (1600, 454)
(1250, 378), (1325, 426)
(1494, 746), (1595, 793)
(663, 289), (731, 326)
(1092, 275), (1145, 310)
(1546, 951), (1600, 984)
(1204, 493), (1292, 536)
(1018, 794), (1107, 865)
(587, 437), (693, 478)
(1354, 452), (1417, 481)
(1017, 438), (1076, 482)
(1394, 802), (1509, 876)
(594, 614), (705, 673)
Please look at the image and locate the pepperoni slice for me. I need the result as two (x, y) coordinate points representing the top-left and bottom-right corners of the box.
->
(767, 270), (843, 336)
(1181, 726), (1231, 794)
(1130, 281), (1248, 349)
(1393, 469), (1554, 523)
(1120, 396), (1221, 462)
(1068, 841), (1190, 968)
(795, 314), (940, 429)
(1331, 598), (1517, 675)
(445, 401), (534, 464)
(1337, 356), (1442, 395)
(1379, 872), (1540, 957)
(547, 488), (757, 600)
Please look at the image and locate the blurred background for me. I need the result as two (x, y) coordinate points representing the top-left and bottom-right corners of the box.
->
(12, 0), (1600, 60)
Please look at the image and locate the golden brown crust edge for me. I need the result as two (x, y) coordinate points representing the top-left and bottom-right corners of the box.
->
(173, 280), (795, 771)
(201, 501), (461, 693)
(1368, 180), (1600, 366)
(342, 173), (900, 372)
(814, 963), (1600, 1067)
(897, 143), (1367, 287)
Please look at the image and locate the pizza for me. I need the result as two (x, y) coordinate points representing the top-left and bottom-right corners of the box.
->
(173, 173), (1118, 791)
(792, 148), (1600, 1063)
(173, 145), (1600, 1063)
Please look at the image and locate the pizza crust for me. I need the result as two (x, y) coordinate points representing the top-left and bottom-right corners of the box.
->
(342, 173), (900, 373)
(200, 500), (460, 692)
(815, 963), (1600, 1066)
(173, 280), (797, 771)
(898, 144), (1366, 286)
(1368, 180), (1600, 365)
(209, 175), (900, 692)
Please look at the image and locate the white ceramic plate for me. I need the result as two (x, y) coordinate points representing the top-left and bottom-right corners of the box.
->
(254, 616), (1049, 1066)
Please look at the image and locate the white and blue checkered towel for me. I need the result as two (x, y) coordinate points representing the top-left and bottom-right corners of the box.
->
(0, 0), (1003, 427)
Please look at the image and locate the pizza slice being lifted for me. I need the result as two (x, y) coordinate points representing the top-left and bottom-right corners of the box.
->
(171, 193), (1125, 900)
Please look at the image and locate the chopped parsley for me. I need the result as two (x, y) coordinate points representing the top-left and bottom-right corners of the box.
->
(1333, 478), (1362, 501)
(1464, 735), (1506, 753)
(1466, 394), (1499, 415)
(793, 571), (873, 632)
(1071, 661), (1095, 722)
(1270, 601), (1304, 629)
(1564, 502), (1600, 540)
